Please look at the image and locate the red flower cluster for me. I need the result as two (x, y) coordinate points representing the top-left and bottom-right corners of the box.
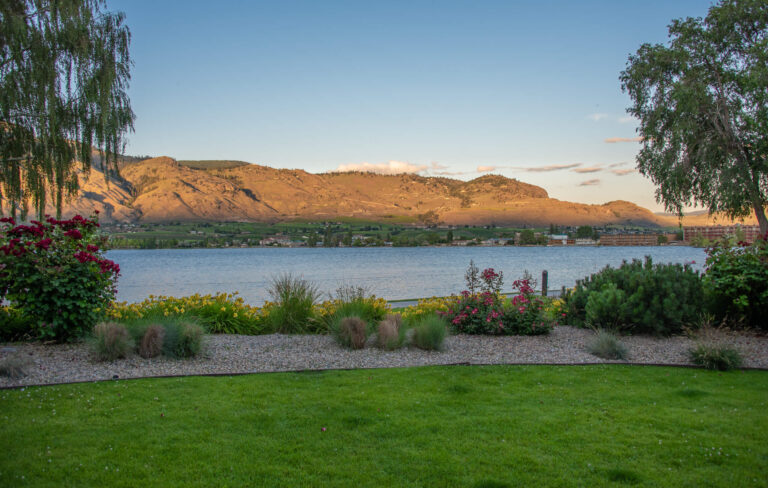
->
(64, 229), (83, 240)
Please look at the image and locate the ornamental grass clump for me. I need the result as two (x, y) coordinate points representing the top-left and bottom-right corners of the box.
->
(687, 319), (743, 371)
(90, 322), (134, 362)
(587, 329), (628, 360)
(316, 285), (390, 332)
(160, 319), (205, 358)
(0, 214), (120, 342)
(0, 354), (31, 379)
(377, 314), (404, 350)
(138, 324), (165, 359)
(335, 316), (368, 349)
(266, 274), (321, 334)
(410, 315), (447, 351)
(689, 344), (743, 371)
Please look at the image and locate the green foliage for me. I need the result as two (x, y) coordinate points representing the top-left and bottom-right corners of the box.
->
(584, 283), (628, 330)
(0, 215), (119, 342)
(620, 0), (768, 229)
(587, 330), (629, 360)
(0, 307), (33, 342)
(410, 315), (447, 351)
(266, 274), (321, 334)
(90, 322), (134, 362)
(565, 257), (703, 335)
(703, 236), (768, 329)
(0, 0), (134, 218)
(108, 292), (265, 335)
(689, 344), (743, 371)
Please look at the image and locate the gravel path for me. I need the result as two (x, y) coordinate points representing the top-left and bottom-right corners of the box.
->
(2, 326), (767, 388)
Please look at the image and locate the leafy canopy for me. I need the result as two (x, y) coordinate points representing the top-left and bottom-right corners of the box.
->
(0, 0), (134, 218)
(621, 0), (768, 232)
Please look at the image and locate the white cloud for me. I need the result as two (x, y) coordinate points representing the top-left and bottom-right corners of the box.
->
(578, 179), (601, 186)
(608, 162), (629, 168)
(611, 168), (635, 176)
(430, 161), (448, 170)
(572, 165), (603, 174)
(477, 165), (497, 172)
(604, 136), (644, 143)
(523, 163), (581, 172)
(334, 160), (428, 175)
(589, 113), (609, 122)
(618, 116), (636, 124)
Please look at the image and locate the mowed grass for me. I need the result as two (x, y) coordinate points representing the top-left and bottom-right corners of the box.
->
(1, 365), (766, 487)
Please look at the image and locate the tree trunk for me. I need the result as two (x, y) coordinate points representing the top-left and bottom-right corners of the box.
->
(754, 202), (768, 235)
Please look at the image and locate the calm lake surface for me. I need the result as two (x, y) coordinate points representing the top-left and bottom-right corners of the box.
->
(107, 246), (707, 305)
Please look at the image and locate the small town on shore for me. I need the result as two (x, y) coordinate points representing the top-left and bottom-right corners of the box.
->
(103, 221), (761, 250)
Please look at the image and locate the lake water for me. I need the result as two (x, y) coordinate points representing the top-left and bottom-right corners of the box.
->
(107, 246), (707, 305)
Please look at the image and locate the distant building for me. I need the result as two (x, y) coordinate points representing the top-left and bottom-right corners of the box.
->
(599, 234), (659, 246)
(548, 234), (569, 246)
(683, 225), (760, 243)
(574, 238), (597, 246)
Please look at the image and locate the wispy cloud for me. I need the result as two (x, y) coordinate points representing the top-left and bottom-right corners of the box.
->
(335, 160), (427, 175)
(604, 136), (643, 143)
(578, 179), (601, 186)
(618, 116), (636, 124)
(572, 165), (603, 174)
(430, 161), (448, 170)
(589, 113), (609, 122)
(523, 163), (582, 172)
(608, 162), (629, 168)
(477, 165), (497, 172)
(611, 168), (635, 176)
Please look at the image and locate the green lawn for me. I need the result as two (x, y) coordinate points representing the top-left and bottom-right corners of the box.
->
(1, 365), (766, 487)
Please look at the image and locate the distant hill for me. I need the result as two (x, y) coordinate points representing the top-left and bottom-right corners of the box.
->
(38, 156), (735, 227)
(177, 160), (250, 170)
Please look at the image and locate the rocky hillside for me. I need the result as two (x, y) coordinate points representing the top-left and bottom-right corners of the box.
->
(44, 157), (703, 227)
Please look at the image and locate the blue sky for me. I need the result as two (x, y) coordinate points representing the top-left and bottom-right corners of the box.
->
(110, 0), (714, 212)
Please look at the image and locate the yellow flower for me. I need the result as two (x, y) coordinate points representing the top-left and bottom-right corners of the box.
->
(220, 307), (226, 311)
(233, 312), (238, 318)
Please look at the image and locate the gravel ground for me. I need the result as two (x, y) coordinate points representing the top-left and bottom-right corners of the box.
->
(2, 326), (767, 388)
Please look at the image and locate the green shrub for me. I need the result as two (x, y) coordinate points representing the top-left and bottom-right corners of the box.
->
(266, 274), (321, 334)
(587, 330), (628, 360)
(0, 307), (34, 342)
(90, 322), (134, 362)
(411, 315), (447, 351)
(565, 257), (703, 335)
(584, 283), (628, 330)
(689, 344), (743, 371)
(377, 314), (405, 350)
(0, 214), (119, 342)
(703, 235), (768, 330)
